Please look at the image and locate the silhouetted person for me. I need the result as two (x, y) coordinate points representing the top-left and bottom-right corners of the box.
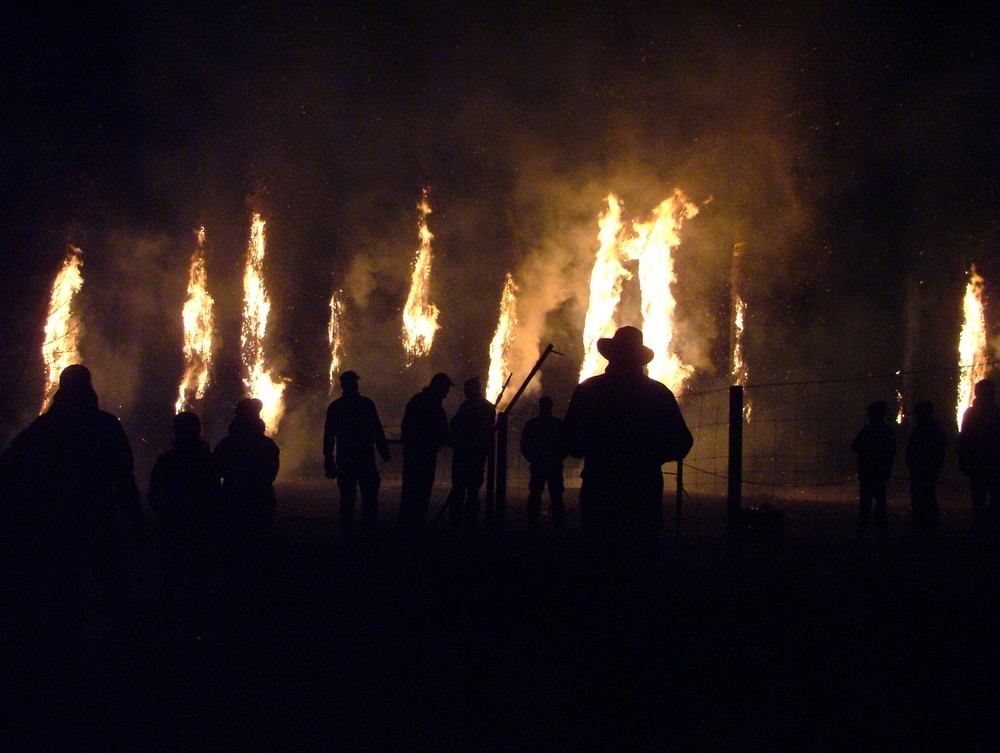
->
(564, 326), (693, 566)
(852, 400), (895, 541)
(905, 400), (946, 536)
(213, 398), (280, 611)
(324, 370), (392, 531)
(958, 379), (1000, 537)
(446, 377), (496, 529)
(148, 411), (220, 631)
(520, 395), (569, 531)
(0, 364), (141, 637)
(397, 373), (453, 530)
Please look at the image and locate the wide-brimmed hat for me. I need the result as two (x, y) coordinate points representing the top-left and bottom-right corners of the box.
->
(597, 326), (654, 365)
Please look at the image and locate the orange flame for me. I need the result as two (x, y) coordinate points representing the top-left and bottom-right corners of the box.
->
(579, 195), (628, 381)
(486, 273), (518, 407)
(579, 191), (697, 393)
(620, 190), (697, 391)
(328, 289), (345, 393)
(175, 228), (215, 413)
(402, 189), (440, 363)
(241, 214), (286, 433)
(957, 265), (989, 427)
(732, 295), (752, 420)
(41, 246), (84, 412)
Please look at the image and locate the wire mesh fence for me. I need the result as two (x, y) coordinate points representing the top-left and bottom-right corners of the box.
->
(283, 368), (979, 538)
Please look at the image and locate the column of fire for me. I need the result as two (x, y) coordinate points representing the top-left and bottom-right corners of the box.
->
(41, 246), (84, 412)
(241, 214), (285, 433)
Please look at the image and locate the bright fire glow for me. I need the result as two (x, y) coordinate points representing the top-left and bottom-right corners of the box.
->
(957, 265), (989, 427)
(328, 289), (345, 393)
(402, 189), (440, 363)
(579, 191), (697, 393)
(620, 190), (698, 391)
(579, 195), (628, 381)
(241, 214), (286, 433)
(486, 273), (518, 407)
(175, 228), (215, 413)
(732, 295), (752, 420)
(41, 246), (84, 412)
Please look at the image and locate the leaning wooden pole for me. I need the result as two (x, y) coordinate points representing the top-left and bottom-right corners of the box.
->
(493, 344), (559, 528)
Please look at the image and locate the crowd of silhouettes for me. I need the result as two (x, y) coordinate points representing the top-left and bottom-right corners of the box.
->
(11, 340), (1000, 657)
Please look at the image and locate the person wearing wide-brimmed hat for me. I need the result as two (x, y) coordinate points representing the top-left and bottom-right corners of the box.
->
(564, 326), (692, 564)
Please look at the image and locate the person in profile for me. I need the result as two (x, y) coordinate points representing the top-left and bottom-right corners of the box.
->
(148, 410), (220, 631)
(0, 364), (142, 631)
(445, 377), (496, 529)
(323, 370), (392, 532)
(851, 400), (896, 542)
(957, 378), (1000, 537)
(212, 398), (280, 609)
(564, 326), (693, 566)
(905, 400), (946, 537)
(520, 395), (569, 531)
(397, 372), (453, 530)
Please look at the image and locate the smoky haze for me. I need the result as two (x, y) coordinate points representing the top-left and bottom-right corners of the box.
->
(1, 2), (997, 479)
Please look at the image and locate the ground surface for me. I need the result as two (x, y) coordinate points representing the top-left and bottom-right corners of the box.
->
(3, 483), (1000, 752)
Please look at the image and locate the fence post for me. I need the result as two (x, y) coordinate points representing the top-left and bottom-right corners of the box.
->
(675, 460), (684, 537)
(494, 411), (509, 528)
(728, 385), (744, 547)
(485, 441), (496, 529)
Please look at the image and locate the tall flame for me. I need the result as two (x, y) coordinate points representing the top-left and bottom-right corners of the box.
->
(486, 273), (518, 407)
(957, 265), (988, 427)
(579, 195), (628, 381)
(241, 214), (286, 433)
(578, 191), (696, 393)
(620, 190), (697, 392)
(402, 189), (440, 363)
(41, 246), (84, 412)
(175, 228), (215, 413)
(328, 289), (345, 393)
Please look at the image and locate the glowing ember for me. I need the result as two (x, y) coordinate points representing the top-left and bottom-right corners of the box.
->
(957, 265), (989, 427)
(402, 188), (440, 364)
(175, 228), (215, 413)
(41, 246), (84, 412)
(579, 195), (628, 381)
(486, 273), (518, 407)
(241, 214), (286, 433)
(328, 289), (345, 393)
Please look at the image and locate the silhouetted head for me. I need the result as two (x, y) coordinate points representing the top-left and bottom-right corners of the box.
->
(913, 400), (934, 419)
(51, 363), (99, 412)
(974, 379), (996, 401)
(173, 410), (202, 440)
(463, 377), (482, 400)
(235, 397), (263, 421)
(429, 372), (454, 398)
(597, 326), (654, 368)
(59, 363), (93, 391)
(340, 370), (360, 391)
(231, 397), (265, 435)
(867, 400), (888, 422)
(538, 395), (554, 416)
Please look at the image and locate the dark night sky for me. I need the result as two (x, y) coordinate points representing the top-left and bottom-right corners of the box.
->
(1, 1), (998, 471)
